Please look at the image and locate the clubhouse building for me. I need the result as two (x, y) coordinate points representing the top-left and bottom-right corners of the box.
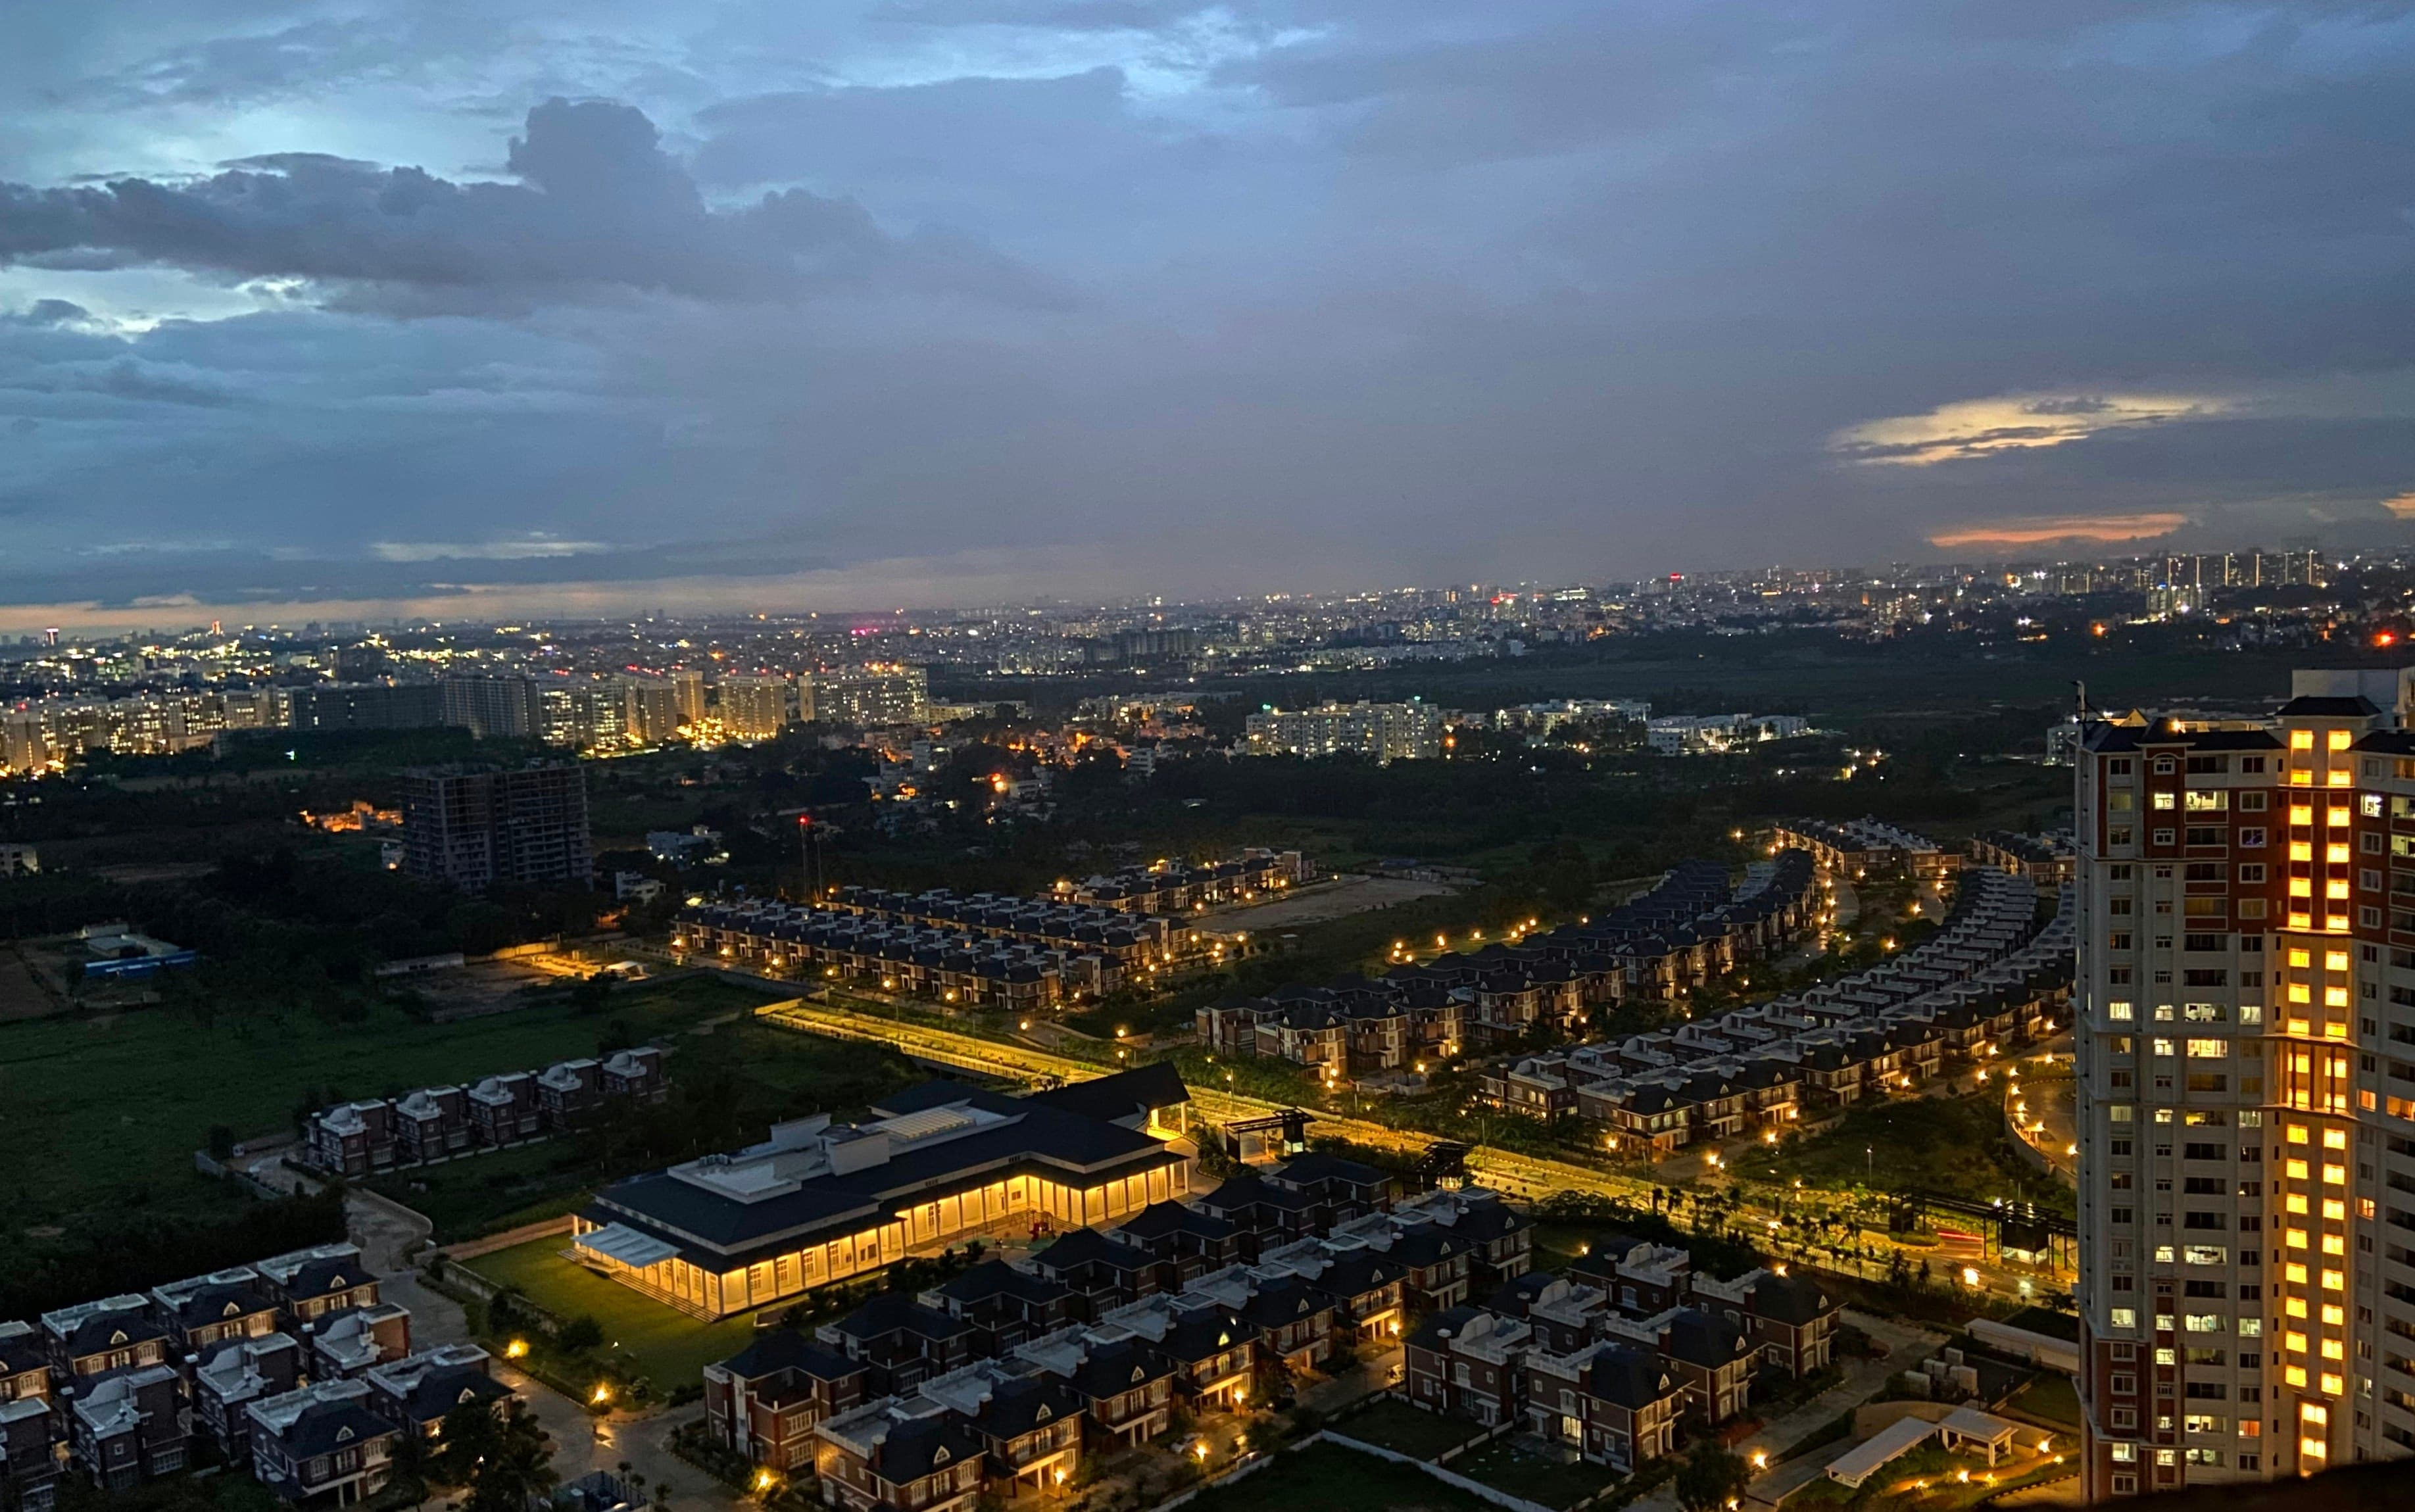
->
(572, 1066), (1194, 1319)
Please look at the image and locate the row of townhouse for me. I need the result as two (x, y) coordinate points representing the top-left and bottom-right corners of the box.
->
(1199, 852), (1824, 1071)
(1055, 851), (1305, 914)
(305, 1046), (666, 1177)
(1771, 817), (1958, 883)
(0, 1243), (499, 1508)
(1406, 1236), (1843, 1472)
(1966, 830), (2076, 885)
(1482, 867), (2075, 1148)
(827, 889), (1197, 964)
(702, 1156), (1532, 1510)
(675, 902), (1122, 1008)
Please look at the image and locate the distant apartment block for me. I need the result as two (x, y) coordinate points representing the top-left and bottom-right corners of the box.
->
(1244, 700), (1444, 762)
(399, 763), (593, 888)
(537, 679), (629, 750)
(1643, 713), (1809, 756)
(437, 675), (542, 739)
(716, 675), (794, 741)
(287, 683), (442, 732)
(817, 666), (929, 729)
(621, 675), (685, 744)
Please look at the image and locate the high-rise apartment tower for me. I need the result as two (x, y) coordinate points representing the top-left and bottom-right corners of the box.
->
(2077, 667), (2415, 1494)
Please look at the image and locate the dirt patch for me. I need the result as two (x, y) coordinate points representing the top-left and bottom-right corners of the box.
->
(0, 950), (63, 1022)
(402, 958), (564, 1022)
(90, 861), (219, 885)
(1198, 873), (1457, 931)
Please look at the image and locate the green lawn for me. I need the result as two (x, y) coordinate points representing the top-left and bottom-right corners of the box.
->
(370, 1138), (596, 1243)
(1184, 1442), (1490, 1512)
(1330, 1398), (1490, 1461)
(1450, 1440), (1622, 1509)
(2002, 1373), (2081, 1431)
(0, 973), (781, 1226)
(464, 1237), (762, 1386)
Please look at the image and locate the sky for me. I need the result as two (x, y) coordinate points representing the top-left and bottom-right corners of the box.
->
(6, 0), (2415, 625)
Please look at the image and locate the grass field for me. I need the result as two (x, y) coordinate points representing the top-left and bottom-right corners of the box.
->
(1751, 1093), (2075, 1216)
(1181, 1442), (1490, 1512)
(0, 973), (784, 1227)
(1450, 1440), (1622, 1509)
(1330, 1398), (1490, 1461)
(464, 1237), (761, 1386)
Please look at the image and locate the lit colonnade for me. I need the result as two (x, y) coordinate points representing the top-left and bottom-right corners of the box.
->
(572, 1072), (1193, 1321)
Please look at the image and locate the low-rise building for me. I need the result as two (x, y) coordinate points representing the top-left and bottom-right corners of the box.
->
(247, 1379), (399, 1504)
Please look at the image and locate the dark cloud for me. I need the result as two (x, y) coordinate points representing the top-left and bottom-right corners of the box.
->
(0, 99), (1060, 315)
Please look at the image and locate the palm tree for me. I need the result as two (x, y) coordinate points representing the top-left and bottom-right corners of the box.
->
(466, 1400), (558, 1512)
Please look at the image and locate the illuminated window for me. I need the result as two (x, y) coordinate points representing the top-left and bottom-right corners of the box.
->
(2111, 1307), (2137, 1328)
(2286, 1194), (2310, 1215)
(2185, 1314), (2222, 1333)
(2323, 1200), (2346, 1221)
(2293, 731), (2316, 750)
(2110, 1000), (2135, 1022)
(2323, 1234), (2346, 1256)
(2303, 1404), (2329, 1427)
(2290, 948), (2313, 968)
(2322, 1304), (2345, 1326)
(2286, 1330), (2310, 1354)
(2287, 1159), (2311, 1179)
(2285, 1297), (2308, 1317)
(2287, 1365), (2309, 1386)
(2322, 1372), (2345, 1395)
(2289, 983), (2314, 1004)
(2324, 1128), (2349, 1150)
(2324, 1163), (2347, 1185)
(2322, 1338), (2345, 1359)
(2289, 1229), (2311, 1249)
(2286, 1262), (2310, 1284)
(2326, 987), (2351, 1007)
(2326, 952), (2351, 972)
(2187, 1038), (2227, 1058)
(2330, 729), (2353, 750)
(2323, 1269), (2347, 1291)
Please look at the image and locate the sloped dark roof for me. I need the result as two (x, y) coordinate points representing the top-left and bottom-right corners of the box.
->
(717, 1329), (863, 1384)
(1025, 1061), (1190, 1123)
(1585, 1344), (1680, 1409)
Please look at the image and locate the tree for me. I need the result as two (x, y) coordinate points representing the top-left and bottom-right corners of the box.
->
(1674, 1442), (1752, 1512)
(461, 1399), (558, 1512)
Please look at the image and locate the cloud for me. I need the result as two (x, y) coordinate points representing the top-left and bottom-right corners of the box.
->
(0, 99), (1058, 315)
(2384, 491), (2415, 520)
(369, 535), (611, 562)
(1831, 394), (2224, 466)
(1927, 512), (2193, 549)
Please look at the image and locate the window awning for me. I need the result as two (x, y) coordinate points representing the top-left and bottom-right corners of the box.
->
(576, 1223), (679, 1269)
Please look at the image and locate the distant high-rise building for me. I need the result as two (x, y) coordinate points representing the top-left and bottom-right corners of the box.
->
(621, 676), (683, 744)
(401, 764), (592, 889)
(714, 675), (792, 741)
(289, 682), (441, 731)
(538, 681), (629, 750)
(814, 666), (928, 728)
(439, 675), (541, 739)
(670, 670), (707, 727)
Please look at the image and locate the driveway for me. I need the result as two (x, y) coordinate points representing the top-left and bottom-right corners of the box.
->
(347, 1191), (743, 1512)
